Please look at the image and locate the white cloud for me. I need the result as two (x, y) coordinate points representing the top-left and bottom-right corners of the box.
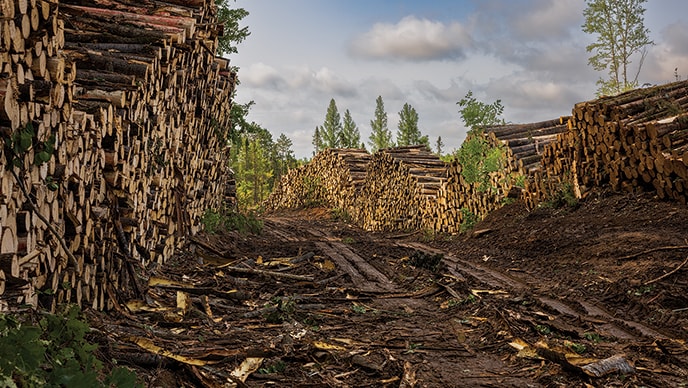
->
(349, 16), (473, 61)
(511, 0), (584, 41)
(239, 62), (286, 89)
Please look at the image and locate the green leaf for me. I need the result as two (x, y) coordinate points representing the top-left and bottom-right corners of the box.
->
(34, 151), (51, 165)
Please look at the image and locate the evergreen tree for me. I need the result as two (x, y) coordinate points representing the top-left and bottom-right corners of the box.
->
(235, 133), (273, 208)
(320, 98), (342, 149)
(396, 103), (428, 146)
(340, 109), (362, 148)
(312, 126), (324, 155)
(435, 136), (444, 156)
(274, 133), (296, 180)
(368, 96), (394, 152)
(582, 0), (653, 95)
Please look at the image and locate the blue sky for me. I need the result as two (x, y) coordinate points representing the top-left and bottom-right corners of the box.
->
(232, 0), (688, 159)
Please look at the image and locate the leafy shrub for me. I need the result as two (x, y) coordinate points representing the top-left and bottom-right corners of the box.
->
(452, 134), (506, 193)
(459, 208), (479, 232)
(0, 305), (140, 387)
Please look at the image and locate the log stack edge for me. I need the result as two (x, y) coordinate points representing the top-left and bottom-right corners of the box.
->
(0, 0), (236, 311)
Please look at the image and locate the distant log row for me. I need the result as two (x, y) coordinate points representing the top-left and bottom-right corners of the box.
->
(0, 0), (236, 311)
(266, 80), (688, 234)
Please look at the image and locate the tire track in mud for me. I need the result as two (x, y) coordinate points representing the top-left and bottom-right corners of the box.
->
(266, 217), (399, 293)
(401, 242), (670, 342)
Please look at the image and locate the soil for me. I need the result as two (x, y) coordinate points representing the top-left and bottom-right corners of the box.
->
(91, 188), (688, 387)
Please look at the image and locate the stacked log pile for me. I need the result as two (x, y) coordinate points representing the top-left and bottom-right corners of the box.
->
(356, 145), (447, 232)
(425, 119), (568, 233)
(527, 80), (688, 207)
(0, 0), (236, 311)
(264, 148), (371, 212)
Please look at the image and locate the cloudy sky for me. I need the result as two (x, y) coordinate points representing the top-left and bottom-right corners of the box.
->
(231, 0), (688, 159)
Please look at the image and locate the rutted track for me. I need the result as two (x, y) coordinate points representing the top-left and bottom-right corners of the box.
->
(257, 203), (688, 386)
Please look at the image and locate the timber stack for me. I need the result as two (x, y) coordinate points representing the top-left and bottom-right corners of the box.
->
(264, 148), (371, 212)
(527, 80), (688, 207)
(425, 119), (568, 233)
(356, 145), (446, 231)
(0, 0), (236, 311)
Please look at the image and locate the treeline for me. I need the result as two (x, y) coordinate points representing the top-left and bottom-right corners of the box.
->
(229, 102), (301, 209)
(312, 96), (437, 154)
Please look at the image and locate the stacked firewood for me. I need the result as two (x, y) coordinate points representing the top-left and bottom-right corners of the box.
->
(0, 0), (236, 311)
(264, 148), (371, 212)
(527, 80), (688, 207)
(355, 145), (447, 232)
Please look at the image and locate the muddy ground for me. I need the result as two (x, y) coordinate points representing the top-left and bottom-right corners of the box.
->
(92, 189), (688, 387)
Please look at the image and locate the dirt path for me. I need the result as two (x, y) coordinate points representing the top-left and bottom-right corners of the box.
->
(92, 192), (688, 387)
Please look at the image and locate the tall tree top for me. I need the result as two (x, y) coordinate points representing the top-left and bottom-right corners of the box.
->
(368, 96), (394, 151)
(582, 0), (653, 95)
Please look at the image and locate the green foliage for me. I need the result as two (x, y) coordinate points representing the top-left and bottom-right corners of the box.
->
(201, 207), (263, 234)
(235, 130), (274, 208)
(457, 90), (505, 131)
(3, 123), (56, 170)
(396, 103), (428, 147)
(544, 181), (579, 209)
(459, 208), (479, 232)
(263, 297), (296, 323)
(330, 208), (352, 223)
(273, 133), (297, 181)
(435, 136), (444, 156)
(0, 306), (140, 387)
(368, 96), (394, 152)
(582, 0), (653, 96)
(312, 126), (324, 155)
(454, 134), (506, 192)
(215, 1), (250, 56)
(340, 109), (361, 148)
(258, 360), (286, 374)
(320, 99), (342, 149)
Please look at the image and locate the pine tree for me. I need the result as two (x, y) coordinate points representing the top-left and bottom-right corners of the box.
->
(320, 98), (342, 149)
(396, 103), (428, 147)
(368, 96), (394, 152)
(435, 136), (444, 155)
(340, 109), (361, 148)
(312, 126), (324, 155)
(274, 133), (296, 180)
(236, 134), (273, 208)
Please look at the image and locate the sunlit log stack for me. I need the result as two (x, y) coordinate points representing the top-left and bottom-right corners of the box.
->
(0, 0), (236, 311)
(355, 145), (447, 232)
(264, 148), (371, 212)
(526, 80), (688, 207)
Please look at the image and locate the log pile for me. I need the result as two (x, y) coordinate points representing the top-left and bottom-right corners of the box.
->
(527, 80), (688, 207)
(425, 119), (568, 233)
(0, 0), (236, 311)
(264, 148), (371, 212)
(355, 145), (447, 231)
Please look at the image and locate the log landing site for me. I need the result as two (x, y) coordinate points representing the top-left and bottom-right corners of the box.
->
(0, 0), (688, 387)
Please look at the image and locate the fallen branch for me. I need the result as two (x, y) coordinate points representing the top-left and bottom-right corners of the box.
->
(617, 245), (688, 261)
(217, 264), (314, 282)
(645, 256), (688, 285)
